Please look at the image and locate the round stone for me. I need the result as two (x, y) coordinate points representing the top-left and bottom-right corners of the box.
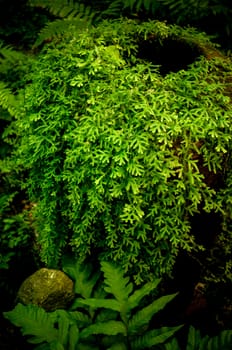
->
(17, 268), (75, 311)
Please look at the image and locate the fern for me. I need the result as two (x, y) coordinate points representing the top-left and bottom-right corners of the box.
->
(62, 255), (100, 298)
(124, 0), (160, 14)
(0, 81), (18, 116)
(101, 0), (160, 16)
(132, 326), (183, 350)
(0, 45), (23, 114)
(76, 298), (121, 312)
(29, 0), (93, 19)
(0, 45), (27, 73)
(101, 261), (133, 303)
(128, 293), (178, 334)
(4, 258), (182, 349)
(33, 18), (91, 48)
(80, 320), (127, 338)
(128, 279), (161, 310)
(163, 325), (232, 350)
(69, 260), (182, 347)
(4, 303), (59, 344)
(29, 0), (97, 47)
(6, 259), (232, 349)
(4, 304), (82, 349)
(206, 330), (232, 350)
(100, 0), (125, 19)
(0, 43), (33, 90)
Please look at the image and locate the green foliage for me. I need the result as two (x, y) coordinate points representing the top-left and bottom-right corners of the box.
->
(159, 0), (231, 24)
(164, 325), (232, 350)
(0, 197), (32, 269)
(98, 0), (232, 49)
(0, 81), (18, 117)
(0, 42), (35, 270)
(29, 0), (98, 47)
(6, 18), (232, 282)
(4, 259), (181, 349)
(29, 0), (93, 19)
(4, 303), (81, 349)
(101, 0), (160, 16)
(62, 256), (101, 298)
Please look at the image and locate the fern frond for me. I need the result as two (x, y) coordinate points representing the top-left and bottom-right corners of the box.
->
(3, 303), (59, 344)
(186, 325), (202, 350)
(80, 320), (127, 338)
(128, 279), (161, 310)
(128, 293), (178, 334)
(29, 0), (96, 47)
(0, 81), (19, 116)
(132, 325), (183, 350)
(56, 310), (73, 346)
(74, 298), (121, 312)
(107, 343), (127, 350)
(122, 0), (160, 14)
(33, 17), (90, 48)
(29, 0), (94, 19)
(0, 45), (27, 72)
(100, 0), (124, 19)
(101, 261), (133, 303)
(95, 308), (118, 323)
(163, 336), (181, 350)
(68, 311), (91, 327)
(4, 304), (82, 349)
(62, 256), (100, 298)
(202, 329), (232, 350)
(68, 324), (80, 350)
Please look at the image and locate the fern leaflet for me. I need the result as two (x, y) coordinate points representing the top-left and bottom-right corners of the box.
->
(132, 325), (183, 350)
(128, 293), (178, 334)
(0, 81), (18, 116)
(101, 261), (133, 303)
(205, 330), (232, 350)
(128, 279), (161, 310)
(62, 256), (100, 298)
(80, 320), (127, 338)
(74, 298), (121, 312)
(3, 303), (59, 344)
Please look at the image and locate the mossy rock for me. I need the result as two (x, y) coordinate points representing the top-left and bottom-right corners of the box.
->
(17, 268), (75, 311)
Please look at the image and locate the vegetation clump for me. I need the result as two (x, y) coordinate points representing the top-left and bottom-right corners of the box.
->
(1, 19), (232, 284)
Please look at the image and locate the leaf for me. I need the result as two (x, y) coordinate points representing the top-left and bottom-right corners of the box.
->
(55, 310), (72, 346)
(132, 325), (183, 350)
(101, 261), (133, 302)
(128, 279), (161, 310)
(95, 308), (118, 323)
(75, 298), (121, 312)
(204, 330), (232, 350)
(68, 324), (80, 350)
(0, 81), (18, 116)
(62, 256), (100, 298)
(186, 325), (202, 350)
(128, 293), (178, 334)
(33, 18), (91, 48)
(67, 311), (91, 326)
(80, 320), (127, 338)
(107, 343), (127, 350)
(3, 304), (58, 344)
(50, 341), (65, 350)
(163, 336), (181, 350)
